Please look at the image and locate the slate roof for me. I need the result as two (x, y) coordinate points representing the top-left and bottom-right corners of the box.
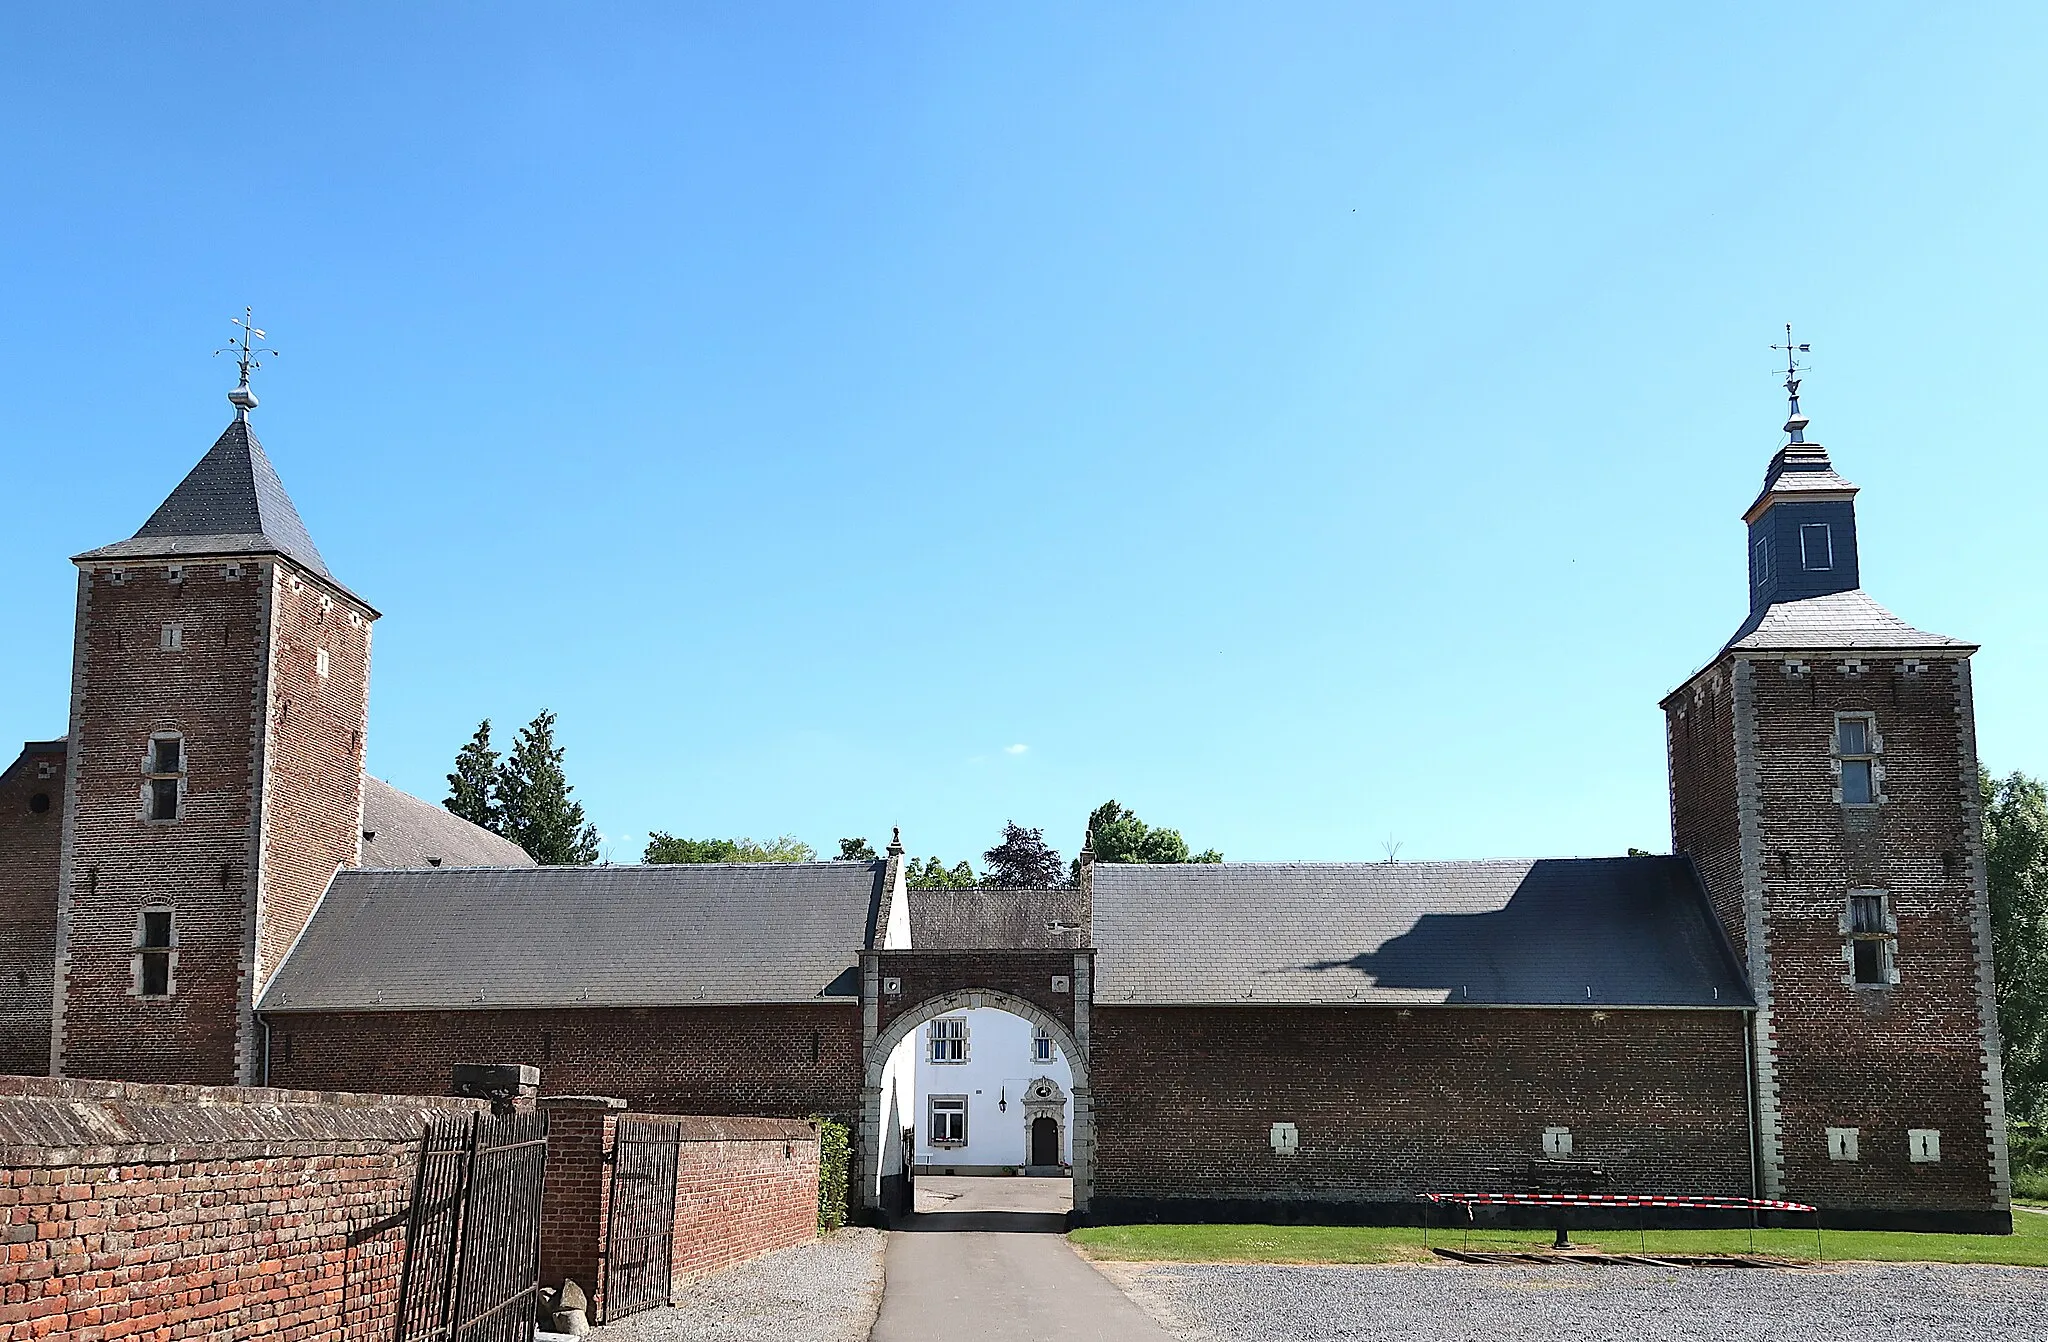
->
(908, 886), (1089, 949)
(77, 418), (341, 588)
(358, 777), (535, 870)
(1089, 857), (1751, 1009)
(1744, 441), (1858, 521)
(1721, 589), (1974, 655)
(259, 861), (886, 1012)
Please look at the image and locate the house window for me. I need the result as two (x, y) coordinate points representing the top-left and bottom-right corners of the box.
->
(929, 1096), (967, 1147)
(135, 908), (174, 998)
(928, 1016), (968, 1064)
(1032, 1026), (1056, 1065)
(1849, 891), (1895, 985)
(1800, 523), (1833, 570)
(1836, 715), (1878, 805)
(145, 733), (185, 821)
(1909, 1129), (1942, 1163)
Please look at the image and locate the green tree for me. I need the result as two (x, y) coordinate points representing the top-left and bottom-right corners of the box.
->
(1986, 768), (2048, 1122)
(644, 833), (818, 863)
(838, 837), (879, 862)
(1083, 799), (1223, 865)
(907, 855), (978, 889)
(496, 710), (601, 866)
(983, 822), (1066, 888)
(444, 719), (501, 831)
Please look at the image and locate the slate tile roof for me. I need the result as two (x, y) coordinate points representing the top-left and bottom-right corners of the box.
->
(1089, 857), (1752, 1008)
(1722, 589), (1973, 654)
(908, 886), (1088, 949)
(76, 419), (352, 600)
(1744, 441), (1858, 520)
(358, 777), (535, 870)
(259, 861), (886, 1012)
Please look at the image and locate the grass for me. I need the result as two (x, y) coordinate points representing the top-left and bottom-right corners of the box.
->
(1071, 1204), (2048, 1268)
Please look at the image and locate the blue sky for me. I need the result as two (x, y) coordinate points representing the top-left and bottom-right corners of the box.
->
(4, 4), (2043, 867)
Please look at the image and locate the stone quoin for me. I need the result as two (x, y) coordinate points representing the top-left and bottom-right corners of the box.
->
(0, 356), (2010, 1232)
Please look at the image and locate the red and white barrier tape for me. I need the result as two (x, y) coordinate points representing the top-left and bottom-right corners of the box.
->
(1426, 1193), (1817, 1213)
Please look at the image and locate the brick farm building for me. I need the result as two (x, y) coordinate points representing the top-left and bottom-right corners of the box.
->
(0, 371), (2012, 1233)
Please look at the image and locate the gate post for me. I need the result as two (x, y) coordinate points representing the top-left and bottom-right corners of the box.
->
(536, 1095), (626, 1310)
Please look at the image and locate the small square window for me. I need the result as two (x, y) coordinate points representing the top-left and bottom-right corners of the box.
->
(1542, 1126), (1574, 1157)
(224, 564), (242, 581)
(160, 623), (183, 651)
(1800, 523), (1833, 571)
(151, 738), (181, 774)
(166, 565), (183, 584)
(1908, 1129), (1941, 1163)
(1827, 1127), (1859, 1161)
(929, 1096), (967, 1147)
(1269, 1122), (1299, 1155)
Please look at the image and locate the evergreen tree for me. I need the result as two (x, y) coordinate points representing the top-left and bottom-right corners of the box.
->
(444, 720), (501, 830)
(496, 709), (601, 866)
(982, 822), (1065, 888)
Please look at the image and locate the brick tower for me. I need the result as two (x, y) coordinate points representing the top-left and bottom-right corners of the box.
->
(1663, 354), (2010, 1231)
(51, 367), (377, 1084)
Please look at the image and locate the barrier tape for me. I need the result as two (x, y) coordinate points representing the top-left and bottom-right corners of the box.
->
(1425, 1193), (1817, 1213)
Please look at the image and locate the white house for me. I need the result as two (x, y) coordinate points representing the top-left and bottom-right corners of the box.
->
(912, 1006), (1074, 1175)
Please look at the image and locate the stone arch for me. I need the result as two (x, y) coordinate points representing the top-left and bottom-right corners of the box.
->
(861, 988), (1091, 1215)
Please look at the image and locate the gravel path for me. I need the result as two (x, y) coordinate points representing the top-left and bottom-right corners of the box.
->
(589, 1229), (886, 1342)
(1099, 1260), (2048, 1342)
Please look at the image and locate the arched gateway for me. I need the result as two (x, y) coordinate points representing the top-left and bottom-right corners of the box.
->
(858, 950), (1094, 1216)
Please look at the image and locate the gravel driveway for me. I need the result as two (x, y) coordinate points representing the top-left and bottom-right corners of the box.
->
(1099, 1260), (2048, 1342)
(588, 1228), (886, 1342)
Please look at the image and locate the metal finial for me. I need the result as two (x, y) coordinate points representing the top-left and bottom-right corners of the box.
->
(1769, 323), (1812, 443)
(213, 306), (279, 419)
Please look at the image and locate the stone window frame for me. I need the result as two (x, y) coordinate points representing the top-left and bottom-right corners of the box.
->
(140, 730), (187, 824)
(928, 1094), (968, 1148)
(1827, 1126), (1859, 1162)
(159, 622), (183, 652)
(1031, 1024), (1056, 1065)
(1843, 888), (1900, 987)
(131, 905), (178, 1000)
(1542, 1126), (1574, 1157)
(927, 1015), (969, 1064)
(1832, 711), (1883, 807)
(1908, 1128), (1942, 1163)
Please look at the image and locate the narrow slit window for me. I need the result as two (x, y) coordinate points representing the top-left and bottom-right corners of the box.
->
(1849, 892), (1894, 986)
(136, 908), (174, 998)
(1837, 716), (1876, 806)
(1753, 537), (1771, 586)
(1800, 523), (1834, 571)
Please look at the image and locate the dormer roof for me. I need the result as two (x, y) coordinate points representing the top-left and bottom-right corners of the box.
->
(1743, 441), (1858, 523)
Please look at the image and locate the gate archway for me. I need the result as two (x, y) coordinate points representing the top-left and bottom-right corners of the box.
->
(858, 954), (1094, 1217)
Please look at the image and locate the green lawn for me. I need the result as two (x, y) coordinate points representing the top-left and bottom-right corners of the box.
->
(1072, 1205), (2048, 1268)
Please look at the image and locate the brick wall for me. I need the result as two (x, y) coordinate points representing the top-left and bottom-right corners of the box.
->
(266, 1005), (866, 1122)
(1089, 1005), (1753, 1212)
(872, 951), (1082, 1041)
(0, 1074), (478, 1342)
(537, 1098), (620, 1308)
(0, 742), (64, 1076)
(1666, 669), (1746, 961)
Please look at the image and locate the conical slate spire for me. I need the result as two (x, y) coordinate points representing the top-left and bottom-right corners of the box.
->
(76, 417), (333, 580)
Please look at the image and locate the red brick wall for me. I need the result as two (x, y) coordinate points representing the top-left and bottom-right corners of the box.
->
(537, 1100), (619, 1307)
(872, 950), (1082, 1040)
(0, 1074), (478, 1342)
(669, 1117), (820, 1282)
(1089, 1006), (1753, 1204)
(56, 563), (269, 1085)
(1666, 671), (1747, 961)
(0, 742), (64, 1076)
(1748, 656), (2000, 1213)
(266, 1005), (865, 1122)
(254, 568), (370, 987)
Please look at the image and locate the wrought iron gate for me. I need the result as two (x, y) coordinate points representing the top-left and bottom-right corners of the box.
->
(602, 1118), (682, 1322)
(395, 1111), (550, 1342)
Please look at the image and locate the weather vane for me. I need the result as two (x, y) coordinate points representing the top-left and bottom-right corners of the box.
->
(213, 307), (279, 418)
(1769, 323), (1811, 443)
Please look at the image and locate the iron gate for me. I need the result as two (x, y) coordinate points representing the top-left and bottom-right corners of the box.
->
(395, 1111), (550, 1342)
(603, 1118), (682, 1322)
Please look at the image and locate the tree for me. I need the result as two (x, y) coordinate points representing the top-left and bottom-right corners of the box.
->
(644, 833), (819, 863)
(495, 710), (601, 866)
(982, 822), (1066, 888)
(444, 720), (501, 830)
(1986, 768), (2048, 1122)
(1083, 799), (1223, 866)
(838, 837), (879, 862)
(907, 856), (978, 890)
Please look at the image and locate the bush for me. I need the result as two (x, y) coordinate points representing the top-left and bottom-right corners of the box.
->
(812, 1115), (851, 1232)
(2013, 1121), (2048, 1202)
